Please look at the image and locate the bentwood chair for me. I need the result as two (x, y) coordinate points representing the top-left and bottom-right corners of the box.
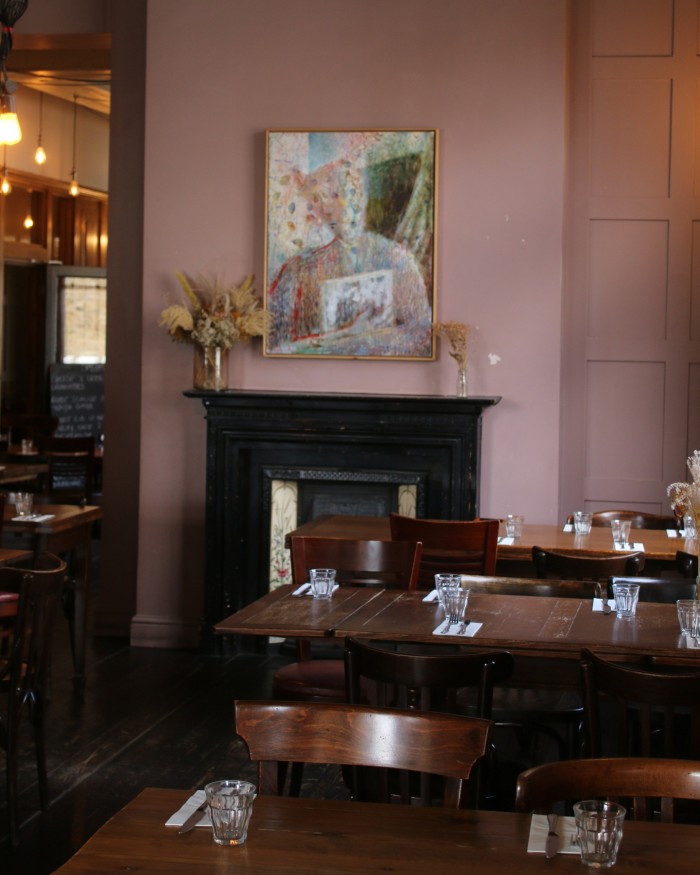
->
(608, 575), (696, 604)
(566, 510), (678, 530)
(532, 546), (645, 582)
(515, 757), (700, 822)
(579, 647), (700, 760)
(234, 699), (493, 808)
(344, 637), (514, 805)
(0, 553), (67, 844)
(272, 536), (422, 703)
(389, 514), (499, 589)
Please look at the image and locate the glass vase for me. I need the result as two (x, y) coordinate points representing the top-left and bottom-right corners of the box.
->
(456, 364), (468, 397)
(193, 345), (229, 391)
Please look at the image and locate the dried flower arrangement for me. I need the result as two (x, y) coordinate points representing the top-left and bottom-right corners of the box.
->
(160, 271), (270, 349)
(433, 321), (471, 396)
(667, 449), (700, 527)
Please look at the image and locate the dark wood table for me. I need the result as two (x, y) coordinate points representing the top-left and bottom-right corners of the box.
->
(215, 583), (700, 672)
(0, 461), (48, 486)
(2, 503), (102, 693)
(53, 787), (700, 873)
(286, 514), (697, 565)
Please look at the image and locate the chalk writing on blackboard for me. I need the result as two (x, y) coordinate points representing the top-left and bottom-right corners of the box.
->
(49, 364), (104, 440)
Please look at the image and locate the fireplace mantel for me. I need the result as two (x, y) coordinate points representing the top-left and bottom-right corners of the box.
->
(186, 389), (500, 649)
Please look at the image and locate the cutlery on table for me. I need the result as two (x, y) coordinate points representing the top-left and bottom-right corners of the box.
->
(178, 800), (207, 835)
(544, 813), (559, 859)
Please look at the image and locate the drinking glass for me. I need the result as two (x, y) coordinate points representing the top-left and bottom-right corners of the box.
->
(443, 586), (469, 626)
(435, 573), (461, 610)
(505, 514), (524, 538)
(610, 519), (631, 549)
(612, 582), (639, 618)
(309, 568), (336, 599)
(677, 599), (700, 638)
(13, 492), (33, 517)
(204, 780), (257, 846)
(573, 799), (625, 868)
(574, 511), (593, 535)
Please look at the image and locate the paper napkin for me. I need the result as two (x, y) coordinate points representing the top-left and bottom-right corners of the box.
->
(562, 524), (573, 532)
(497, 536), (514, 546)
(613, 542), (643, 552)
(667, 529), (687, 538)
(11, 514), (55, 523)
(292, 583), (340, 596)
(592, 598), (616, 612)
(422, 590), (439, 603)
(527, 814), (579, 855)
(431, 620), (482, 637)
(165, 790), (210, 828)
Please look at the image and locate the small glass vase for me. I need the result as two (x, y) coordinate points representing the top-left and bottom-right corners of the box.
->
(193, 345), (229, 391)
(456, 364), (468, 397)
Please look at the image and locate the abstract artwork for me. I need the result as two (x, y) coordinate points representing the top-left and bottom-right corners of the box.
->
(264, 129), (437, 359)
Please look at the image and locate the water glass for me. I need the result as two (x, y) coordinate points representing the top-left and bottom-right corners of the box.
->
(676, 599), (700, 638)
(612, 582), (639, 618)
(573, 799), (625, 868)
(683, 513), (697, 538)
(204, 780), (257, 846)
(573, 511), (592, 535)
(444, 585), (469, 623)
(505, 514), (524, 538)
(610, 519), (632, 549)
(20, 438), (34, 454)
(13, 492), (33, 517)
(309, 568), (336, 599)
(435, 573), (462, 609)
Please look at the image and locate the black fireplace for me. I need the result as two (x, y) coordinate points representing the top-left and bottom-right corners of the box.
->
(186, 389), (500, 649)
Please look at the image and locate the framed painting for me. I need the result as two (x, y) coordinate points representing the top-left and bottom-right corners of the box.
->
(264, 129), (438, 359)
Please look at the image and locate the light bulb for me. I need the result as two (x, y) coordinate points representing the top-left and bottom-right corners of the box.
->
(23, 214), (33, 229)
(69, 175), (79, 197)
(34, 143), (46, 165)
(1, 175), (10, 195)
(0, 110), (21, 146)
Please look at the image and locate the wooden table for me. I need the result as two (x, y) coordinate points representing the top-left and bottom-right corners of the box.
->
(0, 461), (48, 486)
(286, 514), (698, 565)
(215, 583), (700, 672)
(53, 787), (700, 873)
(2, 503), (102, 693)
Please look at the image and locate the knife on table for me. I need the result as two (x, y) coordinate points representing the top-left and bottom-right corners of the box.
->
(544, 813), (559, 859)
(178, 800), (207, 835)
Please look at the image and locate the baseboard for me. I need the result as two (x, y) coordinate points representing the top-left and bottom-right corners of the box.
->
(130, 613), (200, 649)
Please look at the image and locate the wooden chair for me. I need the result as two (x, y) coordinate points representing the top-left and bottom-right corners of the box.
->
(608, 575), (696, 604)
(389, 514), (499, 590)
(272, 536), (422, 703)
(579, 647), (700, 759)
(676, 550), (698, 579)
(344, 637), (514, 806)
(566, 510), (678, 530)
(532, 546), (645, 581)
(515, 757), (700, 822)
(234, 699), (493, 808)
(0, 553), (67, 844)
(461, 574), (595, 599)
(42, 436), (97, 505)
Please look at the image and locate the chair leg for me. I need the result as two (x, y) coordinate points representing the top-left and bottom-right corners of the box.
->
(32, 701), (49, 810)
(6, 714), (20, 846)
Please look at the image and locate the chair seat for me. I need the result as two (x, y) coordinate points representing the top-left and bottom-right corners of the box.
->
(272, 660), (347, 702)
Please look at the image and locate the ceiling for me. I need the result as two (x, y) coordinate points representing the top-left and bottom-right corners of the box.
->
(8, 33), (111, 117)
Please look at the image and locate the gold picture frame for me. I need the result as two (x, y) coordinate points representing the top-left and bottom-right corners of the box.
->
(264, 129), (438, 360)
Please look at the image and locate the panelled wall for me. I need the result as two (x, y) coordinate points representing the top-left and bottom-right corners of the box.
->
(562, 0), (700, 514)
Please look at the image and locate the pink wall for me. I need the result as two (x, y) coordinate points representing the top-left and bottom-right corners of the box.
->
(131, 0), (567, 646)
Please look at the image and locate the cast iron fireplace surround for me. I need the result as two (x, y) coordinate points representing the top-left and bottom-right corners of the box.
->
(186, 389), (500, 650)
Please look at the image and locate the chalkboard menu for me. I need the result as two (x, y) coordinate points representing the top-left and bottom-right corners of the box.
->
(49, 364), (105, 439)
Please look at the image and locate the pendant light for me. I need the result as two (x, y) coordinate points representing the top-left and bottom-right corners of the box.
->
(69, 93), (79, 196)
(34, 91), (46, 164)
(0, 0), (28, 147)
(1, 143), (10, 194)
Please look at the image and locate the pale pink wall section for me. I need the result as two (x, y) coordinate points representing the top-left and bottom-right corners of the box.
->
(135, 0), (566, 645)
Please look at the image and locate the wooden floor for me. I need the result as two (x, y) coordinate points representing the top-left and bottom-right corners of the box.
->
(0, 602), (300, 874)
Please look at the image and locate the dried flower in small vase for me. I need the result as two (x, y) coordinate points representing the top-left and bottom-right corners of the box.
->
(433, 321), (470, 397)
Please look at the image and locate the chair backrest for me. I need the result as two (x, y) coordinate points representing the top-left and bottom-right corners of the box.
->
(0, 553), (67, 710)
(344, 636), (514, 718)
(43, 436), (96, 504)
(389, 514), (499, 589)
(515, 757), (700, 822)
(289, 535), (422, 590)
(532, 546), (644, 581)
(461, 574), (595, 599)
(579, 647), (700, 759)
(234, 698), (493, 808)
(608, 575), (696, 603)
(676, 550), (698, 579)
(580, 510), (678, 530)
